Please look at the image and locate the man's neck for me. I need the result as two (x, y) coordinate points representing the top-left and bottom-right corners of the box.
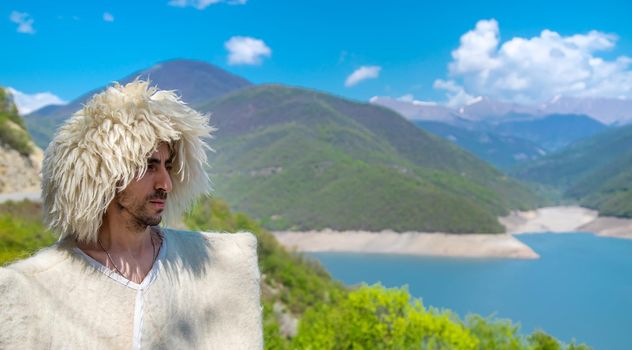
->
(97, 220), (152, 256)
(76, 213), (160, 284)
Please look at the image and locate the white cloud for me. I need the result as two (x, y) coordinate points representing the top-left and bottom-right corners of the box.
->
(103, 12), (114, 22)
(345, 66), (381, 87)
(435, 19), (632, 105)
(10, 11), (35, 34)
(225, 36), (271, 65)
(6, 88), (67, 115)
(168, 0), (246, 10)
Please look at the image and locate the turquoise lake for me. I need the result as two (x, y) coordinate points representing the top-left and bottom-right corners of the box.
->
(307, 232), (632, 350)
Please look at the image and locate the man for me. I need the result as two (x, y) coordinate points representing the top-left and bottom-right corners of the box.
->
(0, 80), (263, 349)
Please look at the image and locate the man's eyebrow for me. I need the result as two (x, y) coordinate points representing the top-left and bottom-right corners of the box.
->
(147, 157), (174, 165)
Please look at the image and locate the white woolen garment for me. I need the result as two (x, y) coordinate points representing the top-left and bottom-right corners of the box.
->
(0, 229), (264, 349)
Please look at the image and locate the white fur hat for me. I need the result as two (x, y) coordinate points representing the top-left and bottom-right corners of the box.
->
(41, 79), (214, 244)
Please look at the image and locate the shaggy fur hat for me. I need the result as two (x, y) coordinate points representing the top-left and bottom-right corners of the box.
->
(41, 79), (214, 244)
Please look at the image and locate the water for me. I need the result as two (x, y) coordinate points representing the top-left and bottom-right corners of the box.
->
(307, 232), (632, 350)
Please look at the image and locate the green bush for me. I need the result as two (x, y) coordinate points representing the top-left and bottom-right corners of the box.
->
(292, 284), (480, 350)
(0, 88), (32, 156)
(0, 113), (33, 156)
(465, 314), (524, 350)
(292, 285), (593, 350)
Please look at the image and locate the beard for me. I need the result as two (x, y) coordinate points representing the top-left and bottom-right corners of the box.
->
(115, 190), (167, 230)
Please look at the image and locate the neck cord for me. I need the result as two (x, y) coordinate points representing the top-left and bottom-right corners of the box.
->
(97, 231), (159, 281)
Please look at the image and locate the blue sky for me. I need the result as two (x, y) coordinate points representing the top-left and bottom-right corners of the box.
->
(2, 0), (632, 113)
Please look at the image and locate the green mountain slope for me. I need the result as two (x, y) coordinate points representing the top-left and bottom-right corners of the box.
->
(199, 85), (542, 233)
(511, 124), (632, 217)
(415, 120), (545, 171)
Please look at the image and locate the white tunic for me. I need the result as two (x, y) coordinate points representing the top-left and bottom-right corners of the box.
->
(0, 229), (263, 349)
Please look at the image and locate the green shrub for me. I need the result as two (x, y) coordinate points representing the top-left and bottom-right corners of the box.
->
(292, 284), (480, 350)
(465, 314), (525, 350)
(0, 112), (33, 156)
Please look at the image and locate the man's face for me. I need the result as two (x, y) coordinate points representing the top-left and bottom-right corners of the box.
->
(112, 143), (174, 229)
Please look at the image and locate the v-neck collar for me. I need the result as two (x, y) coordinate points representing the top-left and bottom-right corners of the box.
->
(72, 230), (167, 291)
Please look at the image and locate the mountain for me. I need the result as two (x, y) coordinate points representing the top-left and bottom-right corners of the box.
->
(512, 124), (632, 217)
(458, 96), (536, 121)
(538, 96), (632, 125)
(374, 94), (632, 125)
(0, 87), (43, 193)
(414, 114), (605, 171)
(454, 95), (632, 125)
(376, 96), (608, 169)
(490, 114), (607, 151)
(368, 96), (546, 170)
(197, 84), (542, 233)
(22, 61), (544, 232)
(370, 95), (537, 123)
(24, 59), (252, 148)
(369, 96), (461, 123)
(415, 120), (546, 171)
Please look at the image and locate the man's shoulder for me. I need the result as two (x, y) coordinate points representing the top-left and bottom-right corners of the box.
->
(0, 249), (55, 296)
(164, 228), (257, 248)
(163, 228), (257, 256)
(1, 243), (71, 278)
(0, 264), (24, 289)
(162, 228), (259, 267)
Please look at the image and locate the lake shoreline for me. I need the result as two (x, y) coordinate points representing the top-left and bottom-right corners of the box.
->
(274, 206), (632, 259)
(2, 194), (631, 257)
(501, 206), (632, 240)
(273, 230), (540, 259)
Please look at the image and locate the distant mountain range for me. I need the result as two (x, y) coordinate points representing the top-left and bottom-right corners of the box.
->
(414, 120), (546, 171)
(24, 59), (251, 149)
(537, 96), (632, 126)
(414, 114), (607, 171)
(371, 95), (632, 125)
(369, 97), (462, 123)
(22, 59), (545, 233)
(373, 96), (610, 170)
(489, 114), (607, 151)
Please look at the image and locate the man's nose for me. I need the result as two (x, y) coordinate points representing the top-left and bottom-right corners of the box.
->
(155, 166), (173, 193)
